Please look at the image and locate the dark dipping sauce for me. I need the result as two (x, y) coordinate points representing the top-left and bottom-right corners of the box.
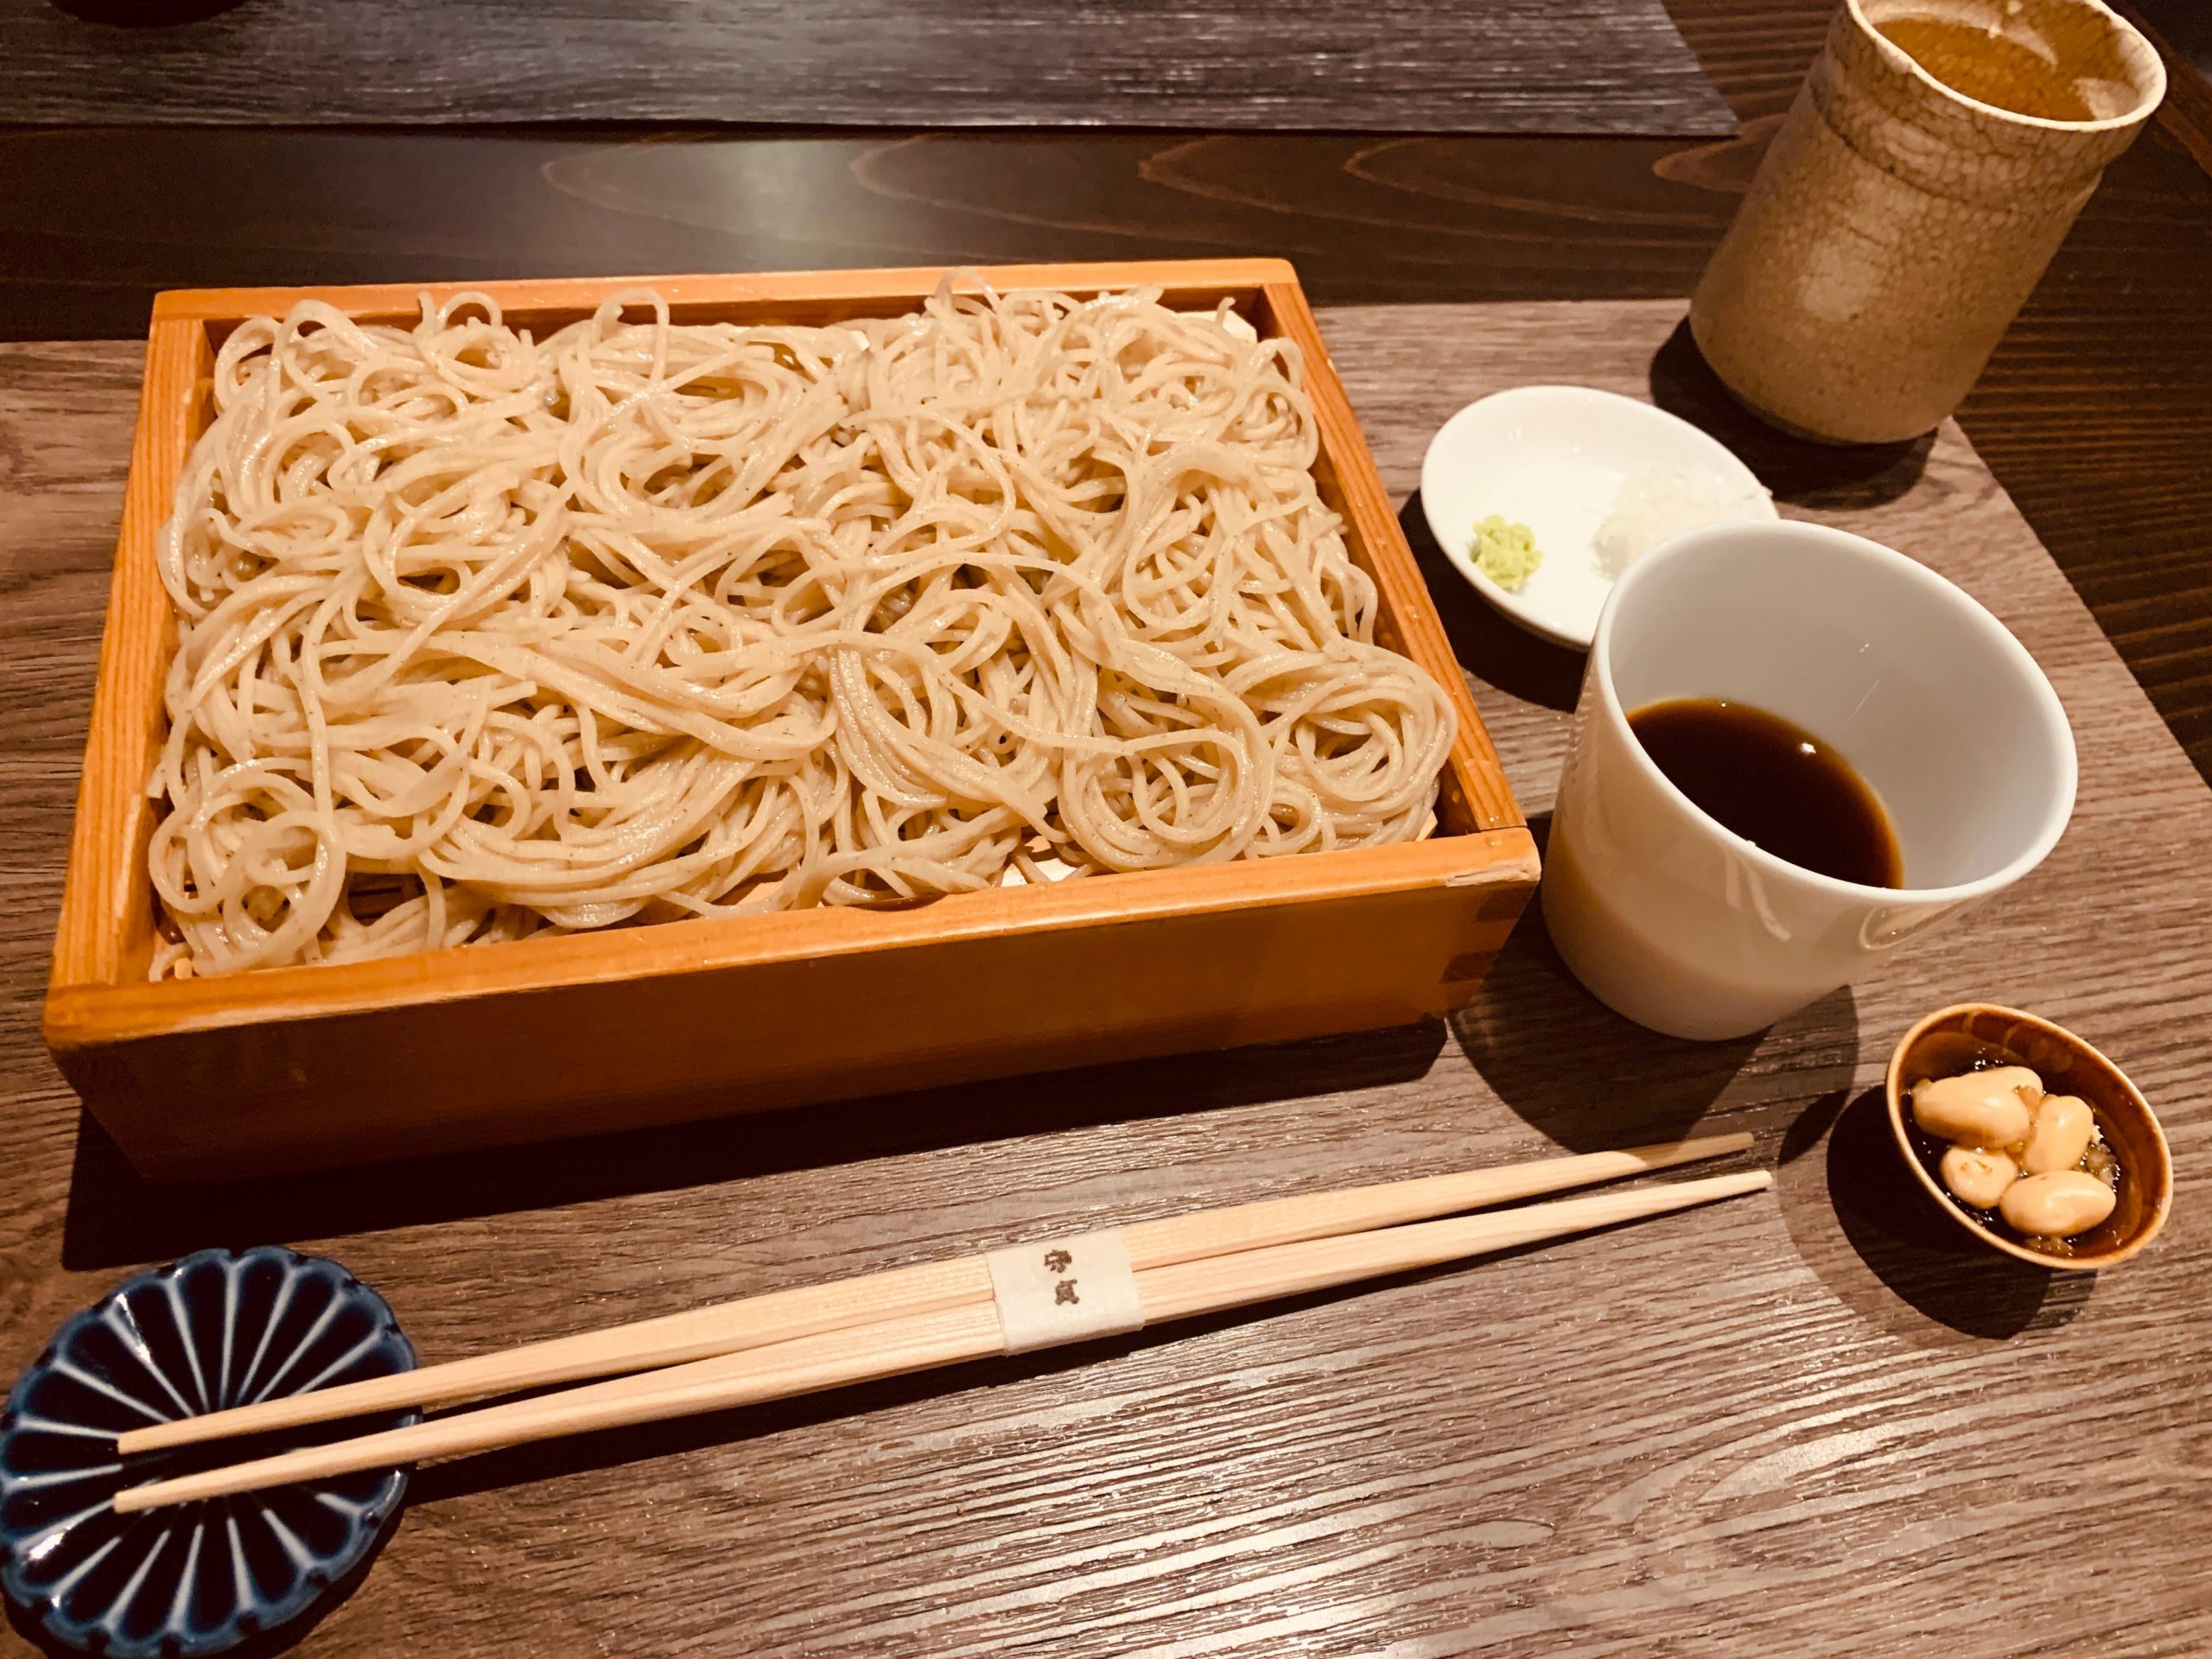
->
(1627, 696), (1903, 887)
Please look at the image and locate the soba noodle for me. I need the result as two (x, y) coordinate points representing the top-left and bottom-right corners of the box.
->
(149, 281), (1454, 978)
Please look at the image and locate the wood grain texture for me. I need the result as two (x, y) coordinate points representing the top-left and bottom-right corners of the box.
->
(0, 0), (1735, 134)
(3, 298), (2209, 1656)
(114, 1172), (1770, 1513)
(3, 110), (2208, 787)
(2116, 0), (2212, 177)
(44, 260), (1536, 1179)
(44, 319), (194, 993)
(121, 1135), (1749, 1454)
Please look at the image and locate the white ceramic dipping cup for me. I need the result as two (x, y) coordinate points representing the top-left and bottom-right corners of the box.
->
(1541, 521), (2076, 1040)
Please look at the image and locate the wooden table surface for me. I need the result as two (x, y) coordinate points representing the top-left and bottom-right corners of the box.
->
(3, 296), (2209, 1658)
(3, 3), (2209, 784)
(3, 2), (2212, 1655)
(0, 0), (1736, 133)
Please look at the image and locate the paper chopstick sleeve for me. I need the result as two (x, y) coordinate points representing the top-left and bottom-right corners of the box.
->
(983, 1230), (1146, 1355)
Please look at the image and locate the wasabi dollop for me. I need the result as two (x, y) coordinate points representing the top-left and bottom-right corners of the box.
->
(1471, 515), (1541, 592)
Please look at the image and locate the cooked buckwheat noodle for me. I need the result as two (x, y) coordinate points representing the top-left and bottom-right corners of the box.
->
(149, 281), (1454, 978)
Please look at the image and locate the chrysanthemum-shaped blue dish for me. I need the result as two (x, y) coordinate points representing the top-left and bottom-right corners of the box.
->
(0, 1248), (415, 1657)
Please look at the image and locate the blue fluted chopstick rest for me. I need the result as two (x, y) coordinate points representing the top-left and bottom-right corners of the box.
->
(0, 1247), (414, 1657)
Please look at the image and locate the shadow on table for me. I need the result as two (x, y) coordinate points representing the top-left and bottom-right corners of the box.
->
(60, 1019), (1448, 1270)
(1776, 1085), (2090, 1343)
(44, 0), (247, 24)
(1452, 831), (1859, 1152)
(1645, 321), (1936, 510)
(1397, 494), (1585, 712)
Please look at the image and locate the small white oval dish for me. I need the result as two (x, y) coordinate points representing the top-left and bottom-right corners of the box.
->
(1419, 385), (1777, 651)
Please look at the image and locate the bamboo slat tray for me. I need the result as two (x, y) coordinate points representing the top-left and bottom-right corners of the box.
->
(41, 259), (1538, 1180)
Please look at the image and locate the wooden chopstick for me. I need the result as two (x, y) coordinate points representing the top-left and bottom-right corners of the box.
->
(118, 1132), (1751, 1457)
(111, 1167), (1770, 1512)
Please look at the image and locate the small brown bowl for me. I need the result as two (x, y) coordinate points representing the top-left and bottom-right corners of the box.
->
(1886, 1003), (2173, 1271)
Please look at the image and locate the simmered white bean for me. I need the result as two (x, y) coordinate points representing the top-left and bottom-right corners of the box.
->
(1910, 1065), (2040, 1149)
(2022, 1093), (2095, 1176)
(1999, 1170), (2116, 1238)
(1938, 1146), (2018, 1209)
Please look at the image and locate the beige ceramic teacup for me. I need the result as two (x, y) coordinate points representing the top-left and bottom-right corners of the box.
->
(1692, 0), (2165, 444)
(1542, 522), (2075, 1040)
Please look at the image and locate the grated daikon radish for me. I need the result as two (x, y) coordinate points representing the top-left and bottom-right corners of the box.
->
(1593, 467), (1772, 577)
